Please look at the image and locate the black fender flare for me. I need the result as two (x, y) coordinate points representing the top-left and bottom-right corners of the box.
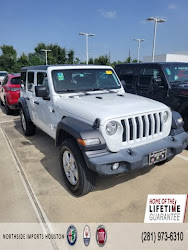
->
(178, 100), (188, 117)
(56, 117), (106, 151)
(18, 97), (32, 123)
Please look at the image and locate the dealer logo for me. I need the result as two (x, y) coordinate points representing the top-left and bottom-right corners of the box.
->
(83, 225), (91, 246)
(96, 225), (107, 247)
(67, 225), (77, 246)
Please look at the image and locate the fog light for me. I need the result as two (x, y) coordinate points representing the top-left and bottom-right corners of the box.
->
(177, 117), (183, 124)
(112, 162), (120, 170)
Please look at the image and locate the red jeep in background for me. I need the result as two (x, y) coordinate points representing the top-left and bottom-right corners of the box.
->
(0, 73), (21, 114)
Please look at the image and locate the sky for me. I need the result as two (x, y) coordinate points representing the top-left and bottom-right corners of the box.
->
(0, 0), (188, 62)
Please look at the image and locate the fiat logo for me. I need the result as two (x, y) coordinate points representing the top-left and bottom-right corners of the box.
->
(96, 225), (107, 247)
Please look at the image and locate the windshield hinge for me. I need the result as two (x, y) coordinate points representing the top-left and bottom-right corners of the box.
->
(93, 118), (100, 129)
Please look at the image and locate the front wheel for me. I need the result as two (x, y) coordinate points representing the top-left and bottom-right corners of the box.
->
(60, 138), (96, 196)
(20, 107), (36, 136)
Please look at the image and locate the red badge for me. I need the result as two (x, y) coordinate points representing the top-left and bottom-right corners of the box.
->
(96, 225), (107, 247)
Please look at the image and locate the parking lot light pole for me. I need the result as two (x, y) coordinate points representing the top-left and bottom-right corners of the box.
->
(41, 49), (52, 65)
(133, 38), (144, 63)
(146, 17), (166, 62)
(79, 32), (95, 64)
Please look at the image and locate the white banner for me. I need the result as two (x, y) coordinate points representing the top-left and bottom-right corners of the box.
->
(144, 194), (188, 223)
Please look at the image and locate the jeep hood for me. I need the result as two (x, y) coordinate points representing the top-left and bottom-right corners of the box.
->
(56, 92), (169, 125)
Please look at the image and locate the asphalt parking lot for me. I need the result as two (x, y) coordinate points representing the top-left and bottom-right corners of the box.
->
(0, 105), (188, 223)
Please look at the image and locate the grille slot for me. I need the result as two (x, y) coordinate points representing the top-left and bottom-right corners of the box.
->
(121, 112), (163, 143)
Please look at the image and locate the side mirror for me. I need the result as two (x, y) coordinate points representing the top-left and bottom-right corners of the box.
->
(21, 83), (25, 89)
(35, 86), (48, 98)
(121, 80), (126, 88)
(153, 77), (164, 89)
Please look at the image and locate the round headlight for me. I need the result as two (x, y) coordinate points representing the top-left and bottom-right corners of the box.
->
(106, 121), (118, 135)
(163, 111), (168, 123)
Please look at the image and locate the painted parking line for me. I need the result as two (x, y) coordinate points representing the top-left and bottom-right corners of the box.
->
(0, 125), (58, 250)
(177, 154), (188, 162)
(0, 118), (20, 124)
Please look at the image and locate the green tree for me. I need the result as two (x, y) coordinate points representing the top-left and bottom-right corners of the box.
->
(28, 52), (44, 66)
(74, 57), (81, 64)
(67, 49), (74, 64)
(125, 56), (132, 63)
(34, 43), (67, 65)
(17, 53), (29, 67)
(94, 54), (109, 65)
(48, 43), (66, 64)
(88, 58), (94, 64)
(0, 45), (17, 72)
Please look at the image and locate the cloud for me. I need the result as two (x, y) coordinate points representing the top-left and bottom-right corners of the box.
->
(98, 9), (117, 19)
(168, 4), (178, 10)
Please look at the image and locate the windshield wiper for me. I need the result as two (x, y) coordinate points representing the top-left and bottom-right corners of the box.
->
(56, 89), (76, 93)
(170, 81), (182, 83)
(90, 88), (108, 91)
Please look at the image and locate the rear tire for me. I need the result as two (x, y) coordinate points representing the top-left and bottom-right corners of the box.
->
(20, 107), (36, 136)
(5, 101), (13, 115)
(60, 138), (96, 196)
(0, 98), (4, 106)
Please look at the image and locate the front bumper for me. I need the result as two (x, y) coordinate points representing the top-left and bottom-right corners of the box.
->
(83, 132), (188, 175)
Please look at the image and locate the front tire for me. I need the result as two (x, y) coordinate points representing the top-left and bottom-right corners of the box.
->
(60, 138), (96, 196)
(20, 107), (36, 136)
(183, 116), (188, 132)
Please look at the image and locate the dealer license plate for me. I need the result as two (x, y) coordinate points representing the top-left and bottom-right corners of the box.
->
(149, 148), (167, 165)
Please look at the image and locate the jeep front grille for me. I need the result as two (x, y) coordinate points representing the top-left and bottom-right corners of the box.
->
(121, 112), (163, 143)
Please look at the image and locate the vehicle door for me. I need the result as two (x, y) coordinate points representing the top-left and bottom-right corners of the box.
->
(25, 71), (38, 125)
(118, 66), (137, 94)
(136, 66), (168, 104)
(34, 72), (56, 138)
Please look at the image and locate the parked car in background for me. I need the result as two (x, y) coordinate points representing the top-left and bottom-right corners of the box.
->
(115, 62), (188, 131)
(0, 71), (7, 85)
(0, 73), (21, 114)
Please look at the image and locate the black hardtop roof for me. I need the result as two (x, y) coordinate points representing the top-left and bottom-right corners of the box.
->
(21, 64), (109, 71)
(115, 62), (188, 67)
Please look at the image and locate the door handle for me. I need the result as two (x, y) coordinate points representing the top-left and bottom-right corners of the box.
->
(34, 101), (39, 105)
(26, 97), (30, 100)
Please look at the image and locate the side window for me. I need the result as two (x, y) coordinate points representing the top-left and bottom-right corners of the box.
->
(37, 72), (47, 86)
(138, 68), (160, 87)
(27, 72), (34, 92)
(21, 72), (26, 90)
(119, 68), (134, 89)
(37, 72), (49, 96)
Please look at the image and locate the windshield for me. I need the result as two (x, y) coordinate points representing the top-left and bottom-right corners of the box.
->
(51, 69), (121, 93)
(0, 72), (7, 77)
(163, 64), (188, 84)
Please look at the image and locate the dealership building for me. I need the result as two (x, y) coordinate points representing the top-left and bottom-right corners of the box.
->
(143, 53), (188, 63)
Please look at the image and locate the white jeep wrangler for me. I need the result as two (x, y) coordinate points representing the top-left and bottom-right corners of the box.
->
(19, 65), (188, 196)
